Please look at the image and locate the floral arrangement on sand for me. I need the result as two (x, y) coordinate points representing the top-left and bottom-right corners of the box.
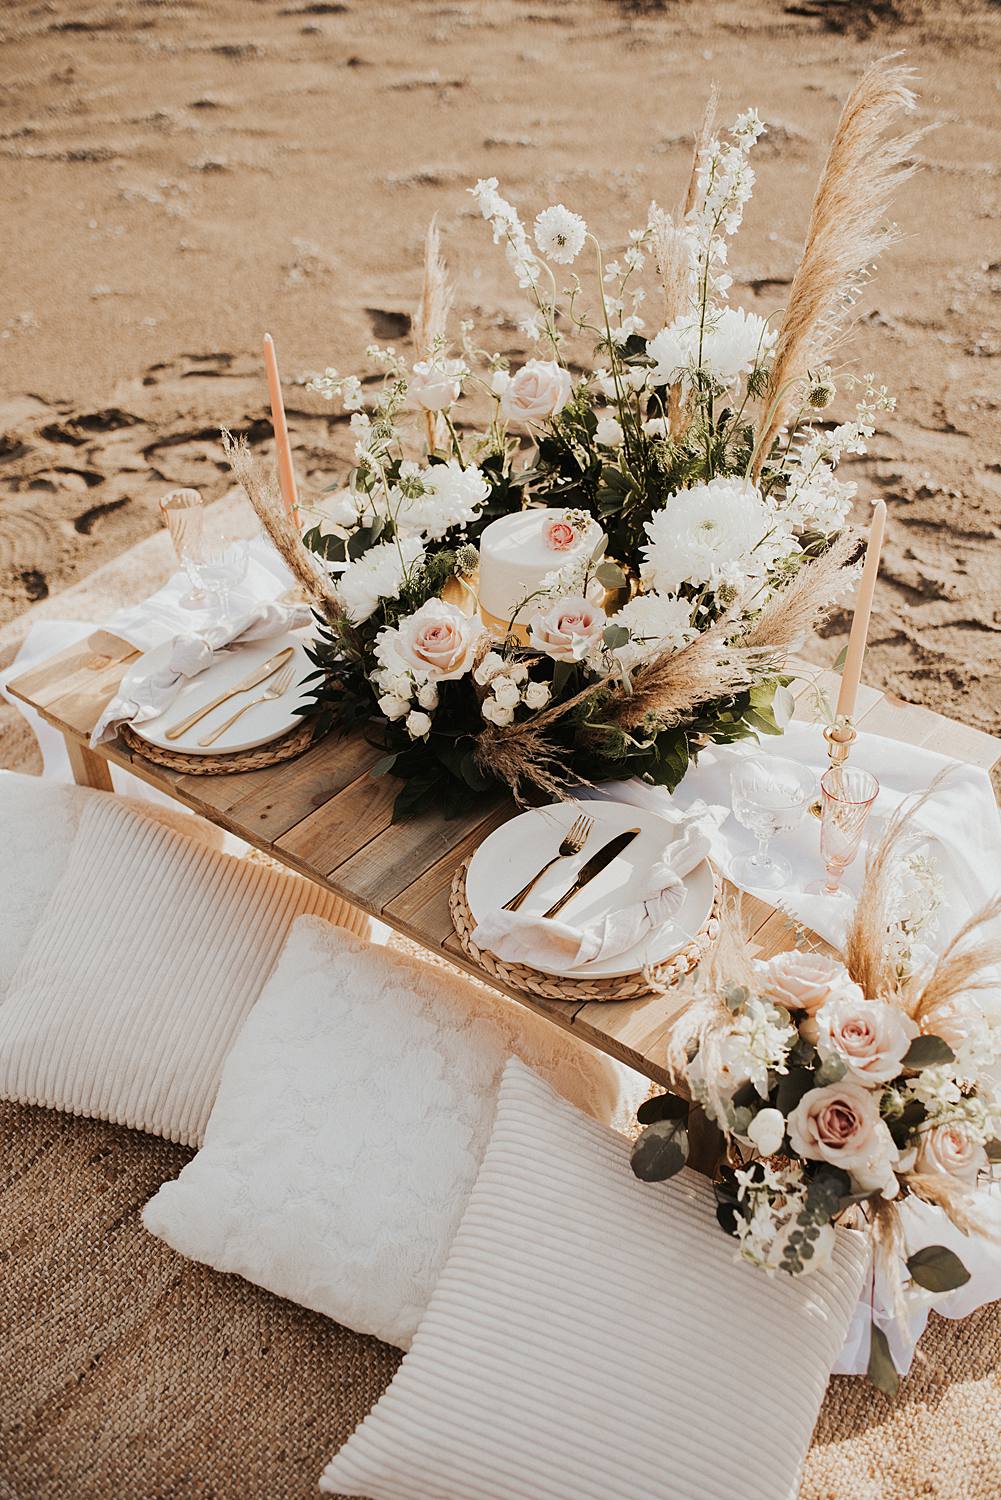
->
(229, 60), (920, 818)
(630, 793), (1001, 1393)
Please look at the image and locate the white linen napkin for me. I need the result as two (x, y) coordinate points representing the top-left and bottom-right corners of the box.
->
(472, 805), (720, 971)
(90, 597), (311, 747)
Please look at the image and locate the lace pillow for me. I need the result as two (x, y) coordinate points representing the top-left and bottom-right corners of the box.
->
(321, 1058), (869, 1500)
(0, 797), (367, 1146)
(143, 915), (636, 1350)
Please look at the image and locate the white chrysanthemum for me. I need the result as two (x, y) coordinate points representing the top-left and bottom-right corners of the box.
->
(534, 203), (587, 265)
(642, 477), (771, 595)
(647, 306), (775, 388)
(588, 590), (695, 676)
(336, 535), (424, 624)
(394, 460), (489, 541)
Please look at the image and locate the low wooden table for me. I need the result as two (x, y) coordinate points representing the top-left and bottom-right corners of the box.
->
(9, 636), (1001, 1091)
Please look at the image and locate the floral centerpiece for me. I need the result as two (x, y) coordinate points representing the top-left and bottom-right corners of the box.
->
(229, 61), (919, 818)
(630, 793), (1001, 1393)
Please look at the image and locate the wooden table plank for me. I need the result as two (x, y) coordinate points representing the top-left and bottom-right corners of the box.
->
(6, 631), (137, 714)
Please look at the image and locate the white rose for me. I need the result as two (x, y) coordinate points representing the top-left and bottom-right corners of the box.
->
(643, 417), (670, 438)
(815, 996), (918, 1085)
(529, 595), (606, 663)
(394, 599), (480, 682)
(523, 680), (551, 710)
(492, 677), (521, 709)
(473, 650), (505, 686)
(497, 359), (573, 425)
(595, 415), (624, 447)
(378, 692), (410, 721)
(416, 681), (439, 711)
(746, 1107), (786, 1158)
(482, 697), (515, 727)
(406, 357), (466, 412)
(405, 710), (432, 739)
(508, 661), (529, 684)
(757, 951), (860, 1017)
(915, 1123), (987, 1185)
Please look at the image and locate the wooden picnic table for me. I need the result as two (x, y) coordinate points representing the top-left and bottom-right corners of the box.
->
(9, 635), (1001, 1094)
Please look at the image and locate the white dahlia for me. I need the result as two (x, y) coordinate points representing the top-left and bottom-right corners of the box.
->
(590, 590), (695, 676)
(394, 459), (489, 542)
(646, 306), (775, 389)
(336, 535), (425, 624)
(641, 477), (771, 594)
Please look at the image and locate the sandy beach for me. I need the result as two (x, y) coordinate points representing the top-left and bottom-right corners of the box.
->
(2, 0), (1000, 742)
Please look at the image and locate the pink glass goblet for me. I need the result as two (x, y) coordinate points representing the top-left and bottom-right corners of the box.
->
(809, 766), (879, 899)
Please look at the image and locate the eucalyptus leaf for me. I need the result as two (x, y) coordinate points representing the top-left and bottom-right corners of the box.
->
(636, 1092), (690, 1125)
(602, 623), (630, 649)
(906, 1244), (971, 1294)
(902, 1034), (955, 1070)
(630, 1118), (689, 1182)
(866, 1324), (899, 1397)
(594, 560), (627, 590)
(814, 1053), (847, 1087)
(370, 754), (399, 777)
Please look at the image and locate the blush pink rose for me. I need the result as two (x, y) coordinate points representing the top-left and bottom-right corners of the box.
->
(758, 951), (860, 1017)
(528, 595), (606, 663)
(406, 357), (465, 413)
(543, 516), (579, 552)
(787, 1080), (899, 1196)
(395, 600), (480, 682)
(496, 359), (573, 425)
(915, 1123), (987, 1185)
(815, 996), (918, 1085)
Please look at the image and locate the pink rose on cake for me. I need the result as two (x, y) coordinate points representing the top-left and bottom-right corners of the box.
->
(529, 596), (606, 663)
(494, 359), (572, 425)
(542, 515), (579, 552)
(390, 600), (481, 682)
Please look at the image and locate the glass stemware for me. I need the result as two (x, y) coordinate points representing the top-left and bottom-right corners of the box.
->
(809, 766), (880, 898)
(158, 488), (206, 609)
(729, 755), (816, 890)
(184, 538), (249, 624)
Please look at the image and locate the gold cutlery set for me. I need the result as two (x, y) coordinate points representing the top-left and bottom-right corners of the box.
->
(502, 815), (640, 920)
(163, 645), (296, 747)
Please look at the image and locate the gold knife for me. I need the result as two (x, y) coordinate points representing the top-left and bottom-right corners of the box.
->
(542, 827), (641, 920)
(164, 645), (295, 741)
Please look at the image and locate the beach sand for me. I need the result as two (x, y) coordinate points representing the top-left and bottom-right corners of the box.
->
(2, 0), (1000, 739)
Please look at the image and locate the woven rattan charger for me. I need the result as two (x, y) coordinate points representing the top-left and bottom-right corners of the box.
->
(449, 858), (720, 1003)
(119, 717), (317, 775)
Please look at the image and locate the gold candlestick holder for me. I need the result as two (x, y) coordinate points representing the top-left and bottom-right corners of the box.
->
(809, 719), (857, 816)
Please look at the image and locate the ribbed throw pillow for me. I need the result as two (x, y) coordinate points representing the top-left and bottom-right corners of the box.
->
(321, 1057), (869, 1500)
(0, 797), (368, 1146)
(0, 769), (226, 997)
(143, 915), (638, 1350)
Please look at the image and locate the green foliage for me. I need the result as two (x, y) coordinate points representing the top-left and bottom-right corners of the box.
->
(902, 1035), (956, 1070)
(630, 1116), (690, 1182)
(867, 1324), (899, 1397)
(906, 1245), (971, 1294)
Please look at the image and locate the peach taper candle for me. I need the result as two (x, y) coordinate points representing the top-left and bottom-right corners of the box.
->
(835, 498), (887, 723)
(263, 333), (300, 521)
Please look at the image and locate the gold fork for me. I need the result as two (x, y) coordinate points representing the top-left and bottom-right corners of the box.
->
(502, 813), (594, 912)
(197, 663), (296, 748)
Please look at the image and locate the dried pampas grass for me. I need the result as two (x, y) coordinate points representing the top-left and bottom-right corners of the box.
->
(472, 720), (585, 804)
(682, 83), (719, 218)
(412, 216), (453, 451)
(603, 615), (761, 732)
(221, 429), (343, 623)
(751, 58), (926, 478)
(738, 530), (860, 656)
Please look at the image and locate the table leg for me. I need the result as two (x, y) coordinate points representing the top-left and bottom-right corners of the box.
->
(65, 736), (114, 792)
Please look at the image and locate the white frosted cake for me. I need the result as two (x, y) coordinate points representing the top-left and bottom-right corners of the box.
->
(477, 508), (603, 634)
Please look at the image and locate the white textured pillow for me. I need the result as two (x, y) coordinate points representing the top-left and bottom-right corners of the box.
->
(143, 914), (638, 1350)
(0, 797), (368, 1146)
(321, 1058), (869, 1500)
(0, 769), (225, 996)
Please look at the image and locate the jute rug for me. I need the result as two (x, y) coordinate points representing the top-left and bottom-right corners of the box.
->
(2, 1099), (999, 1500)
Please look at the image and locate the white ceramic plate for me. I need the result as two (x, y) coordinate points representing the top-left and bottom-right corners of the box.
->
(465, 799), (716, 980)
(129, 630), (313, 756)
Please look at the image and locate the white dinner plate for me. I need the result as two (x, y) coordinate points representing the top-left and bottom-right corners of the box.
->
(129, 630), (313, 756)
(465, 799), (716, 980)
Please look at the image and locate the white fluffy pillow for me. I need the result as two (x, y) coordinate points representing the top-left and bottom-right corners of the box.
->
(0, 769), (225, 997)
(321, 1058), (869, 1500)
(0, 797), (367, 1146)
(143, 915), (638, 1350)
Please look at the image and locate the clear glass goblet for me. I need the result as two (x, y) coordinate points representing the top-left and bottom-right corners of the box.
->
(729, 755), (817, 890)
(808, 766), (880, 899)
(184, 538), (249, 624)
(159, 488), (206, 609)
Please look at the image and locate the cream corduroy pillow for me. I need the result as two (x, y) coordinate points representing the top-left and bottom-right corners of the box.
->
(321, 1057), (869, 1500)
(0, 797), (367, 1146)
